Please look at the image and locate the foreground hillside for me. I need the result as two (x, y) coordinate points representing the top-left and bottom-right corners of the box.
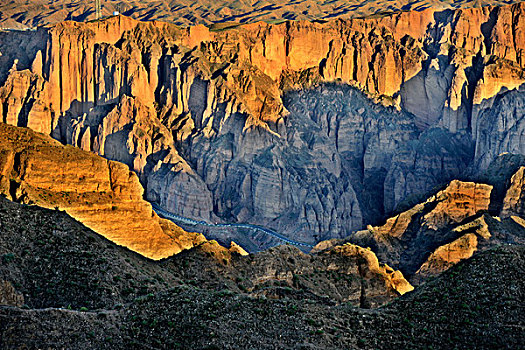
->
(0, 196), (522, 349)
(0, 0), (519, 29)
(0, 195), (412, 311)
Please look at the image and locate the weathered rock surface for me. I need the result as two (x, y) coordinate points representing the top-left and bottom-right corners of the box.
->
(0, 123), (205, 259)
(416, 233), (480, 278)
(2, 3), (525, 246)
(351, 180), (493, 275)
(345, 171), (525, 283)
(501, 166), (525, 218)
(413, 215), (492, 282)
(473, 85), (525, 170)
(241, 243), (412, 308)
(472, 153), (525, 213)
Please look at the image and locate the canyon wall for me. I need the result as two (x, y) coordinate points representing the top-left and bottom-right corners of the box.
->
(1, 3), (525, 244)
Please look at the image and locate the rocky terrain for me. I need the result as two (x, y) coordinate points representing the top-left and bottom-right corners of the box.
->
(0, 0), (520, 29)
(3, 3), (525, 247)
(0, 122), (207, 259)
(0, 2), (523, 348)
(317, 156), (525, 284)
(0, 196), (522, 349)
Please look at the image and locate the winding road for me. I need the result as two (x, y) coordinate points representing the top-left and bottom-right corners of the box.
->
(151, 203), (314, 249)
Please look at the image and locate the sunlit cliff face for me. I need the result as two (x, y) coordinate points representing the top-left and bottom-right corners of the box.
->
(0, 123), (208, 260)
(1, 3), (525, 248)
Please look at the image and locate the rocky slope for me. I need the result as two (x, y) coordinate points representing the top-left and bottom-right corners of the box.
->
(0, 200), (522, 349)
(0, 123), (206, 259)
(340, 163), (525, 284)
(2, 3), (525, 246)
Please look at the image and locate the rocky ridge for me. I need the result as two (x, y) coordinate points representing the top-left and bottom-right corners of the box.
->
(0, 123), (206, 259)
(335, 164), (525, 283)
(0, 195), (411, 312)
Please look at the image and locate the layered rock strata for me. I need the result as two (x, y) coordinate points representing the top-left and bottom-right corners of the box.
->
(0, 123), (205, 259)
(1, 3), (525, 244)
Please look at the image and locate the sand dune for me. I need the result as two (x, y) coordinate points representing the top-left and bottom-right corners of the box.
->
(0, 0), (520, 29)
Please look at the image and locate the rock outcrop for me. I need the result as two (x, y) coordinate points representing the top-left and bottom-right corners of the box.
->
(240, 243), (412, 308)
(0, 123), (205, 259)
(501, 167), (525, 218)
(345, 168), (525, 283)
(413, 216), (491, 282)
(351, 180), (493, 275)
(326, 243), (414, 301)
(1, 3), (525, 246)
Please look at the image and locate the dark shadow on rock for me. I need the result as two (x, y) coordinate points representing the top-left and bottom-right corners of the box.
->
(0, 28), (48, 85)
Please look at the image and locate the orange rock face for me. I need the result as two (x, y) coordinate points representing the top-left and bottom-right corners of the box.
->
(348, 163), (525, 284)
(501, 166), (525, 217)
(363, 180), (492, 240)
(415, 214), (493, 281)
(423, 180), (492, 229)
(416, 233), (479, 277)
(328, 243), (414, 297)
(351, 180), (494, 281)
(0, 123), (205, 260)
(2, 3), (525, 136)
